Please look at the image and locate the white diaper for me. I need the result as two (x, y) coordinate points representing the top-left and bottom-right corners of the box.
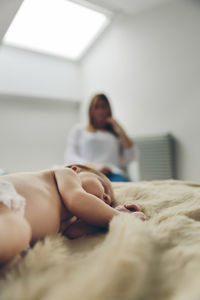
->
(0, 179), (26, 216)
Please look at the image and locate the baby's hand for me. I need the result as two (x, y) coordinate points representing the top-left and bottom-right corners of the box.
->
(115, 204), (148, 221)
(115, 203), (140, 213)
(131, 211), (148, 221)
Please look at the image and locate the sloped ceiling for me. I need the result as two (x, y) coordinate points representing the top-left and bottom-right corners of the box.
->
(0, 0), (173, 48)
(0, 0), (23, 43)
(81, 0), (173, 15)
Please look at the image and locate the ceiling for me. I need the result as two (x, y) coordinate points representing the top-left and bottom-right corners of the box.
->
(0, 0), (23, 43)
(79, 0), (173, 15)
(0, 0), (173, 43)
(0, 0), (174, 56)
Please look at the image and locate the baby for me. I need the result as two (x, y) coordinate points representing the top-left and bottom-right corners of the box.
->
(0, 164), (146, 267)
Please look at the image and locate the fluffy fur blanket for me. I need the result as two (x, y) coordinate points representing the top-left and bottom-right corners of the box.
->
(1, 180), (200, 300)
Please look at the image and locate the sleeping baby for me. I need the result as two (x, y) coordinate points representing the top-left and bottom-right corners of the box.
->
(0, 164), (147, 268)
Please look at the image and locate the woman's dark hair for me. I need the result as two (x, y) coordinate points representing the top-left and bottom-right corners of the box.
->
(88, 94), (118, 136)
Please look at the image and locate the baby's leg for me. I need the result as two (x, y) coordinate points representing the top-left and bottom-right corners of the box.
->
(0, 203), (31, 267)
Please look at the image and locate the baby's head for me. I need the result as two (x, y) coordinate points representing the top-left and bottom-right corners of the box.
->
(66, 164), (114, 206)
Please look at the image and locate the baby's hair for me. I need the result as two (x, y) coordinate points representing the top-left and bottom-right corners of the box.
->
(65, 164), (114, 204)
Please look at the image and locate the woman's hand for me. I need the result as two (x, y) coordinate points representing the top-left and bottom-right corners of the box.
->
(99, 165), (112, 175)
(106, 117), (122, 135)
(86, 163), (112, 175)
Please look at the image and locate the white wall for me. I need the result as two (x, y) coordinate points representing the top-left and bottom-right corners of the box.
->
(80, 0), (200, 181)
(0, 1), (82, 173)
(0, 46), (81, 172)
(0, 94), (80, 173)
(0, 46), (81, 101)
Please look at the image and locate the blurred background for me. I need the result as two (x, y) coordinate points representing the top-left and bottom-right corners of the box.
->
(0, 0), (200, 181)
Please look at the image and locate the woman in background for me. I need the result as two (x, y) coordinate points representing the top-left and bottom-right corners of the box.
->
(64, 94), (136, 182)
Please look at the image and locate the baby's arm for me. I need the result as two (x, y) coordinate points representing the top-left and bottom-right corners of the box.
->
(65, 203), (148, 239)
(55, 168), (119, 228)
(64, 219), (103, 239)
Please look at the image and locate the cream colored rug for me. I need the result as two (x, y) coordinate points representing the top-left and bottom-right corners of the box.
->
(1, 180), (200, 300)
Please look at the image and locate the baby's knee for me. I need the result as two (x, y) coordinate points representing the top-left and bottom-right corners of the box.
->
(4, 213), (31, 252)
(12, 214), (32, 247)
(0, 213), (31, 266)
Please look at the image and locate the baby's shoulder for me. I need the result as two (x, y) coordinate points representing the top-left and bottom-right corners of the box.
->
(53, 167), (81, 198)
(53, 167), (70, 177)
(53, 167), (78, 183)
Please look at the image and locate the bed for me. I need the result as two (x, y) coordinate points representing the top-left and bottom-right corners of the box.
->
(1, 179), (200, 300)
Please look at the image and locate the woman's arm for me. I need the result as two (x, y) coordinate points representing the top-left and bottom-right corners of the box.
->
(106, 118), (133, 149)
(106, 118), (136, 165)
(85, 163), (112, 175)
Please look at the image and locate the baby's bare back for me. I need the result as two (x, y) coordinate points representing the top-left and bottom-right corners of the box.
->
(3, 170), (71, 244)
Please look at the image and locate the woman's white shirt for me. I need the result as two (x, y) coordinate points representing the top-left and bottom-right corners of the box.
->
(64, 124), (135, 175)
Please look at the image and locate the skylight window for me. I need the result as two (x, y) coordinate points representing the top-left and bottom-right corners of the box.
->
(3, 0), (110, 60)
